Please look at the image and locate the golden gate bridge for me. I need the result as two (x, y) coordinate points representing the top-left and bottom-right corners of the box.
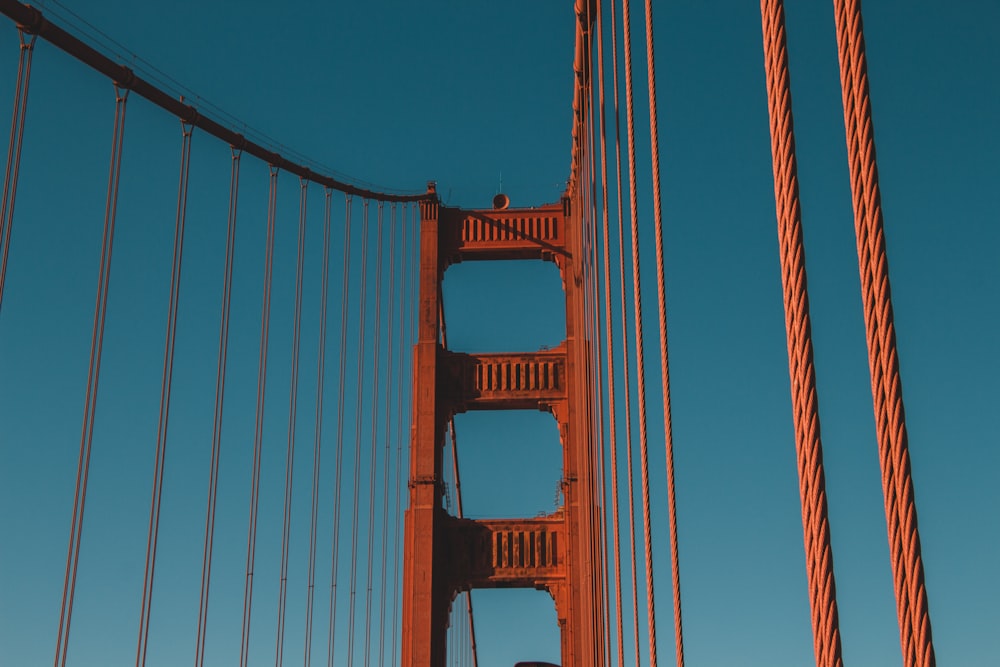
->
(0, 0), (996, 666)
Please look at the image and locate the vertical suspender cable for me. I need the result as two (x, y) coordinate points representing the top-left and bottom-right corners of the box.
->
(595, 1), (627, 662)
(275, 179), (309, 667)
(304, 187), (333, 667)
(831, 2), (935, 665)
(346, 199), (371, 667)
(194, 146), (242, 667)
(136, 119), (194, 667)
(759, 2), (844, 665)
(620, 0), (660, 661)
(377, 204), (398, 667)
(390, 202), (418, 667)
(608, 0), (643, 659)
(389, 204), (409, 667)
(363, 202), (386, 666)
(239, 165), (280, 667)
(0, 29), (35, 313)
(53, 85), (128, 667)
(438, 299), (479, 667)
(327, 195), (354, 667)
(640, 0), (685, 662)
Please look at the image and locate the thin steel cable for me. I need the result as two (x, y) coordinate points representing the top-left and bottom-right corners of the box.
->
(346, 199), (371, 667)
(759, 2), (844, 665)
(832, 2), (935, 664)
(135, 120), (193, 667)
(377, 204), (399, 667)
(620, 0), (659, 662)
(194, 147), (242, 667)
(390, 202), (418, 667)
(640, 0), (685, 662)
(326, 195), (354, 667)
(363, 202), (386, 667)
(389, 204), (410, 667)
(53, 85), (128, 667)
(275, 179), (309, 667)
(608, 0), (643, 659)
(0, 29), (35, 313)
(239, 165), (280, 667)
(595, 1), (627, 661)
(304, 187), (333, 667)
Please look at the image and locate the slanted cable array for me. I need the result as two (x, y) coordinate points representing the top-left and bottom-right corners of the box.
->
(0, 5), (418, 658)
(0, 0), (939, 664)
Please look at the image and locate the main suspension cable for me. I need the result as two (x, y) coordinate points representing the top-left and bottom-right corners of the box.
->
(135, 119), (193, 667)
(53, 84), (128, 667)
(239, 165), (280, 667)
(194, 146), (242, 667)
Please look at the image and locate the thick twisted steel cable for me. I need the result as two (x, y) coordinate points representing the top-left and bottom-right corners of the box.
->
(274, 179), (309, 667)
(362, 201), (386, 667)
(594, 2), (627, 661)
(832, 2), (935, 665)
(303, 187), (333, 667)
(194, 147), (241, 667)
(639, 0), (686, 662)
(326, 195), (354, 667)
(53, 85), (127, 667)
(135, 120), (193, 667)
(759, 2), (844, 665)
(619, 0), (660, 662)
(607, 0), (643, 660)
(376, 204), (399, 667)
(239, 165), (280, 667)
(0, 29), (34, 313)
(345, 199), (371, 667)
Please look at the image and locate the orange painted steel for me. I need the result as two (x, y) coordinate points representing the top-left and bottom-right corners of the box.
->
(832, 1), (936, 665)
(400, 184), (604, 665)
(619, 0), (662, 661)
(760, 2), (845, 665)
(594, 0), (627, 662)
(638, 0), (687, 662)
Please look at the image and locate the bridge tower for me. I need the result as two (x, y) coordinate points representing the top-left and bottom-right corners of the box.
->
(400, 183), (604, 666)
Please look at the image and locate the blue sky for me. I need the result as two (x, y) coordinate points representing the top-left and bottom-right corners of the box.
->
(0, 1), (997, 666)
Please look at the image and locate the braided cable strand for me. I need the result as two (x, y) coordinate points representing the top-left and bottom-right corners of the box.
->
(832, 2), (935, 665)
(594, 2), (627, 662)
(759, 2), (844, 665)
(640, 0), (685, 663)
(620, 0), (659, 662)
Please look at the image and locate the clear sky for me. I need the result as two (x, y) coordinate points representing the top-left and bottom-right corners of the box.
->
(0, 1), (997, 666)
